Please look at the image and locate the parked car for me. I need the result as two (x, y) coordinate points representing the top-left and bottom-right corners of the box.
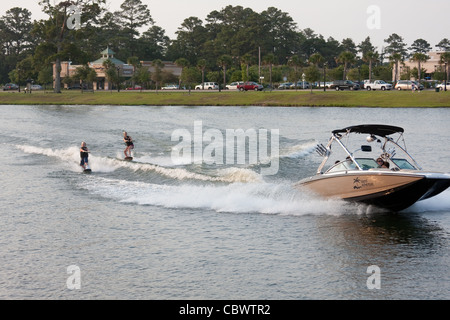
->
(162, 84), (179, 90)
(237, 81), (263, 91)
(67, 85), (84, 90)
(324, 82), (333, 88)
(436, 81), (450, 91)
(31, 84), (43, 90)
(278, 82), (293, 90)
(3, 83), (19, 91)
(225, 82), (243, 90)
(126, 85), (142, 90)
(24, 84), (43, 92)
(290, 81), (310, 89)
(395, 80), (423, 91)
(354, 81), (365, 89)
(330, 80), (360, 91)
(195, 82), (219, 90)
(364, 80), (392, 91)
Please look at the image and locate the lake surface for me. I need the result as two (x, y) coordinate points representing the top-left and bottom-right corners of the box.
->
(0, 105), (449, 300)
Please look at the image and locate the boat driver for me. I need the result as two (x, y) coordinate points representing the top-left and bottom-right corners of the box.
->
(376, 158), (389, 168)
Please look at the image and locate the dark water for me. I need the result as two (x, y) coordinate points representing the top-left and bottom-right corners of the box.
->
(0, 105), (449, 299)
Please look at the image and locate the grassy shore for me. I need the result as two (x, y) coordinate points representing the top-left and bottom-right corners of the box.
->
(0, 90), (449, 107)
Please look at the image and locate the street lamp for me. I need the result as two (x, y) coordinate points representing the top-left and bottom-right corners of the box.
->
(116, 66), (120, 92)
(323, 62), (327, 92)
(218, 67), (222, 92)
(445, 62), (448, 92)
(358, 66), (361, 86)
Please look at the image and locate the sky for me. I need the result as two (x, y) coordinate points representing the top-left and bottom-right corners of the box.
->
(1, 0), (449, 53)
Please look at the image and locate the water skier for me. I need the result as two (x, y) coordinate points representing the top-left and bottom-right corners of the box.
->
(80, 142), (90, 170)
(123, 131), (134, 158)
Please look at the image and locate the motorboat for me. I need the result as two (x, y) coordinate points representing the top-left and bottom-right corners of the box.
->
(296, 124), (450, 211)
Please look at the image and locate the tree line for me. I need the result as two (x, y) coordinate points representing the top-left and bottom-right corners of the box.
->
(1, 0), (449, 92)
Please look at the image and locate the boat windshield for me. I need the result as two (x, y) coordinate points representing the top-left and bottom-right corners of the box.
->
(326, 159), (356, 173)
(355, 158), (379, 170)
(391, 158), (417, 170)
(326, 158), (380, 172)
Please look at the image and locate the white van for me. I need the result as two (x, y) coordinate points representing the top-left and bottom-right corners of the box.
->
(195, 82), (219, 90)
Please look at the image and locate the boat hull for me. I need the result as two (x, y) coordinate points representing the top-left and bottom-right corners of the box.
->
(297, 171), (450, 211)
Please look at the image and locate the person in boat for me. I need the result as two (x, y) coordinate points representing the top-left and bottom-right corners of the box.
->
(123, 131), (134, 158)
(376, 158), (390, 168)
(376, 158), (385, 167)
(80, 142), (89, 169)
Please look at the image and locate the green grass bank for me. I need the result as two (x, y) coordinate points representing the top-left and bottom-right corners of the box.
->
(1, 90), (449, 107)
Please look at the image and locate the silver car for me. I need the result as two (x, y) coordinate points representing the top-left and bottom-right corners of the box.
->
(395, 80), (423, 91)
(225, 82), (243, 90)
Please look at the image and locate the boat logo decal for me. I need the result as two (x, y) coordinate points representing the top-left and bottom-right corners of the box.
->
(353, 177), (374, 190)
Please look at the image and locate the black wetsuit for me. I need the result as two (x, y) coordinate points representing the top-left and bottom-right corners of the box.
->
(80, 146), (89, 166)
(80, 146), (89, 159)
(124, 136), (134, 147)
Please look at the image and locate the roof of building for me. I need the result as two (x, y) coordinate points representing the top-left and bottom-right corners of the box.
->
(101, 47), (115, 56)
(91, 57), (126, 66)
(91, 47), (126, 66)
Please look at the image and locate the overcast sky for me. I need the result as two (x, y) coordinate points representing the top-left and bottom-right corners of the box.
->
(2, 0), (449, 52)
